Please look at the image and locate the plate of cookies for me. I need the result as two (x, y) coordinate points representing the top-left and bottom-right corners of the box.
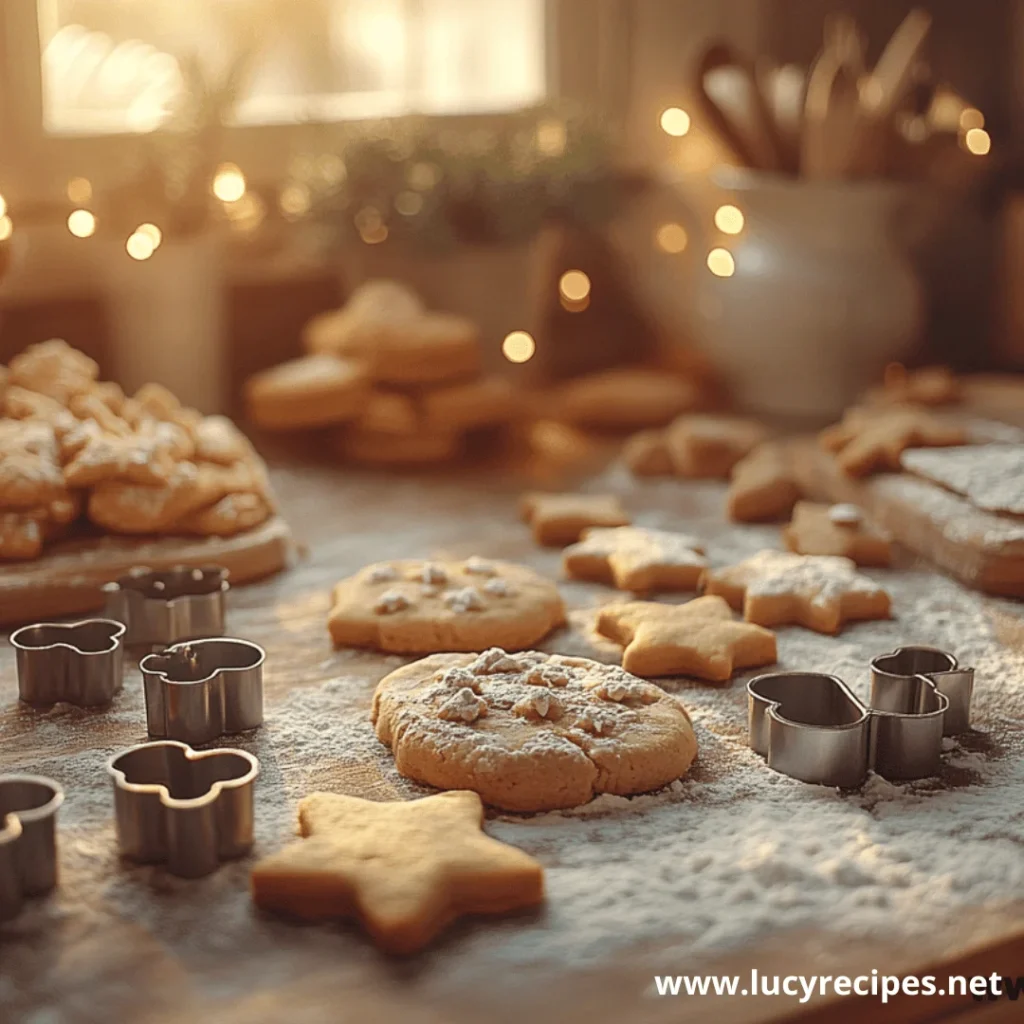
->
(0, 339), (291, 624)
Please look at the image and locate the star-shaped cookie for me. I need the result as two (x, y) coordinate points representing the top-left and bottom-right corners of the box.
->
(250, 790), (544, 954)
(563, 526), (707, 592)
(726, 441), (801, 522)
(701, 549), (891, 635)
(520, 492), (630, 546)
(819, 407), (966, 477)
(596, 595), (777, 682)
(782, 501), (892, 567)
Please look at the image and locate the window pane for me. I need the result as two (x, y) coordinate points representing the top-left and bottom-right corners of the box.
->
(35, 0), (547, 135)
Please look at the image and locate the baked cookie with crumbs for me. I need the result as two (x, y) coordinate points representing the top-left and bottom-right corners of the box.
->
(371, 648), (697, 811)
(328, 558), (566, 653)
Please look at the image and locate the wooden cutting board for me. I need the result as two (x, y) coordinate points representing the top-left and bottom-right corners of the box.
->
(791, 441), (1024, 597)
(0, 516), (293, 626)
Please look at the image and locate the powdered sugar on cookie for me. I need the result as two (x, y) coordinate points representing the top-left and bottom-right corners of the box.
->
(901, 444), (1024, 516)
(372, 650), (698, 811)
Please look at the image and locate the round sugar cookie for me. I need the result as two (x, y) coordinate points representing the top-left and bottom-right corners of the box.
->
(245, 355), (370, 431)
(371, 648), (698, 811)
(328, 558), (565, 653)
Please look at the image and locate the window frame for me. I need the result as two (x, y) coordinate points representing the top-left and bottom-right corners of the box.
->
(0, 0), (627, 210)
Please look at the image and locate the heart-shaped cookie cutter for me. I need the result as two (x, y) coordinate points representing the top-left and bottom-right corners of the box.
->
(108, 740), (259, 878)
(139, 637), (265, 745)
(10, 619), (126, 706)
(102, 565), (229, 647)
(748, 646), (972, 787)
(0, 775), (65, 921)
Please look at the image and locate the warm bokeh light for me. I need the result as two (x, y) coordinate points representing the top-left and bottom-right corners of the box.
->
(964, 127), (991, 156)
(408, 161), (441, 191)
(66, 177), (92, 204)
(136, 223), (162, 248)
(660, 107), (691, 137)
(559, 269), (591, 302)
(714, 204), (745, 235)
(707, 248), (735, 278)
(655, 223), (688, 253)
(279, 184), (311, 217)
(0, 215), (12, 242)
(0, 193), (8, 218)
(959, 108), (985, 131)
(394, 190), (424, 216)
(535, 118), (568, 157)
(212, 163), (246, 202)
(126, 231), (155, 261)
(355, 206), (387, 243)
(502, 331), (536, 363)
(67, 209), (96, 238)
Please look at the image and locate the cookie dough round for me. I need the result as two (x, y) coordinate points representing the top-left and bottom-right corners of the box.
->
(328, 558), (566, 653)
(372, 648), (698, 811)
(245, 354), (370, 430)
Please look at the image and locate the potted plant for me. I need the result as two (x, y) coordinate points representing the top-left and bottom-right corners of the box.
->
(289, 106), (634, 369)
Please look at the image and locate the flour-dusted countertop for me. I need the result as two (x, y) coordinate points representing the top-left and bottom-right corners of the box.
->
(2, 457), (1023, 1024)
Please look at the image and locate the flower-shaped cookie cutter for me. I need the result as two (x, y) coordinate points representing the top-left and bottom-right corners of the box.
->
(748, 646), (973, 788)
(10, 619), (126, 706)
(139, 638), (265, 745)
(0, 775), (65, 921)
(102, 565), (229, 647)
(108, 740), (259, 878)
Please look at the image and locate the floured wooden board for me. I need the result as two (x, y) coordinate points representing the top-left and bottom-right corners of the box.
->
(0, 516), (293, 626)
(2, 459), (1024, 1024)
(792, 441), (1024, 597)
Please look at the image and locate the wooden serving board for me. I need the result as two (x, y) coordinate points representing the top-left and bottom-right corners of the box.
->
(0, 515), (293, 626)
(792, 441), (1024, 598)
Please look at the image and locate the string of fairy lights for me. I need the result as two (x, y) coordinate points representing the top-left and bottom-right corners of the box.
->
(0, 97), (995, 367)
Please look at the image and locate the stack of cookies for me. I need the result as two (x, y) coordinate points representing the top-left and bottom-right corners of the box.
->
(1, 340), (274, 561)
(245, 280), (521, 465)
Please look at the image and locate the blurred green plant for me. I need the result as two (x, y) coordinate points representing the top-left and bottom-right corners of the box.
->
(289, 105), (642, 252)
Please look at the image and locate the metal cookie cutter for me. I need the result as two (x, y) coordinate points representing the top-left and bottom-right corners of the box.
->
(0, 775), (65, 921)
(108, 740), (259, 878)
(102, 565), (229, 647)
(139, 638), (265, 745)
(10, 619), (126, 706)
(748, 646), (973, 788)
(871, 645), (974, 736)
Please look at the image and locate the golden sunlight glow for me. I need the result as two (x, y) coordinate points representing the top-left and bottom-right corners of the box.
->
(67, 177), (92, 204)
(212, 163), (246, 202)
(67, 209), (96, 238)
(714, 205), (744, 235)
(559, 270), (591, 303)
(964, 128), (991, 156)
(0, 215), (12, 242)
(136, 223), (162, 248)
(707, 248), (735, 278)
(655, 223), (688, 253)
(959, 108), (985, 131)
(502, 331), (536, 364)
(660, 107), (691, 137)
(126, 231), (155, 261)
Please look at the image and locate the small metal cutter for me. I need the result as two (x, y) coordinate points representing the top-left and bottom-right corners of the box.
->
(102, 565), (229, 647)
(10, 619), (126, 707)
(139, 637), (265, 745)
(748, 646), (975, 788)
(0, 775), (65, 922)
(108, 740), (259, 878)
